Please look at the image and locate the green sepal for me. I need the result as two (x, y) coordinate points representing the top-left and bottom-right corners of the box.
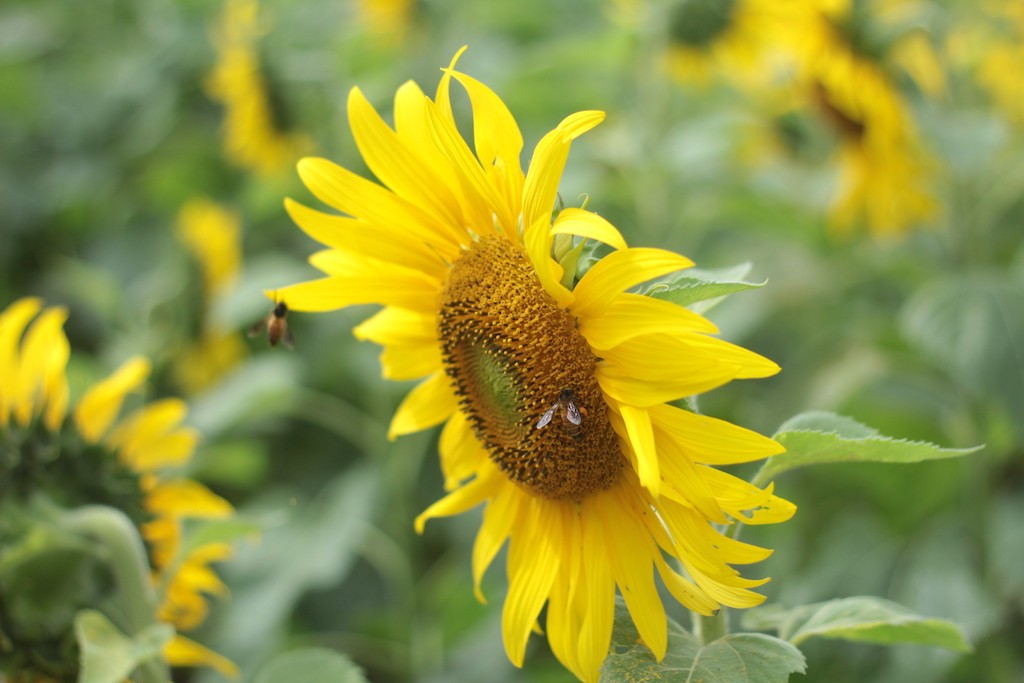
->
(75, 609), (173, 683)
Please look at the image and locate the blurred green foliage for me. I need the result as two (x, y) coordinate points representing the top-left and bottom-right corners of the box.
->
(1, 0), (1022, 681)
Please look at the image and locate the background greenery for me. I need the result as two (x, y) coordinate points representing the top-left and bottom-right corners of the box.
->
(1, 0), (1021, 681)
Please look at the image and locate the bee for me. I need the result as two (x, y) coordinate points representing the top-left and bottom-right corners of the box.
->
(535, 388), (588, 436)
(248, 299), (294, 350)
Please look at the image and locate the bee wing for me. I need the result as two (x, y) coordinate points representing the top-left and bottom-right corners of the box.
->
(566, 401), (582, 425)
(247, 318), (268, 338)
(281, 324), (296, 351)
(536, 405), (557, 429)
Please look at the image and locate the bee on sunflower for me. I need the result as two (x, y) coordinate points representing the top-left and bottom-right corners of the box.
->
(272, 49), (794, 682)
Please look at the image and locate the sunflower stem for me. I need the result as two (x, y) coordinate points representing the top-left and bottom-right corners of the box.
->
(61, 504), (171, 683)
(693, 607), (729, 644)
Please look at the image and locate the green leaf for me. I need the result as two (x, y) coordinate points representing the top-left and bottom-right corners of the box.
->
(601, 600), (805, 683)
(741, 597), (972, 652)
(759, 411), (980, 481)
(900, 272), (1024, 427)
(210, 467), (377, 665)
(644, 262), (766, 313)
(75, 609), (173, 683)
(253, 648), (368, 683)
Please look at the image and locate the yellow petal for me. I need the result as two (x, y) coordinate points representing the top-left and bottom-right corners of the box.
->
(439, 410), (485, 490)
(546, 570), (581, 680)
(652, 428), (729, 525)
(448, 69), (526, 230)
(38, 308), (71, 431)
(471, 478), (519, 602)
(676, 333), (780, 379)
(433, 46), (469, 122)
(551, 208), (628, 251)
(388, 371), (457, 440)
(394, 81), (467, 214)
(74, 357), (151, 444)
(415, 465), (504, 533)
(423, 95), (513, 232)
(13, 306), (68, 427)
(579, 293), (717, 350)
(271, 268), (438, 314)
(164, 634), (239, 678)
(576, 504), (616, 681)
(524, 213), (573, 307)
(595, 486), (667, 660)
(503, 496), (562, 666)
(108, 398), (187, 453)
(653, 554), (719, 616)
(353, 306), (436, 346)
(571, 248), (694, 318)
(615, 404), (660, 498)
(285, 198), (450, 276)
(126, 429), (199, 471)
(522, 111), (605, 236)
(648, 403), (784, 465)
(597, 332), (777, 404)
(685, 563), (769, 609)
(348, 87), (464, 236)
(699, 467), (778, 515)
(146, 480), (233, 519)
(0, 297), (43, 426)
(298, 157), (461, 252)
(379, 343), (441, 380)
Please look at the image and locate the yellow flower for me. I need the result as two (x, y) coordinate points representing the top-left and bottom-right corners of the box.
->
(355, 0), (416, 42)
(177, 198), (242, 298)
(206, 0), (311, 176)
(665, 0), (777, 86)
(275, 49), (794, 682)
(174, 198), (248, 393)
(771, 0), (938, 237)
(0, 298), (238, 678)
(963, 1), (1024, 123)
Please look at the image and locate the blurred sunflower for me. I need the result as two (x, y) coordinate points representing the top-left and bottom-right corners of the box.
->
(772, 0), (939, 236)
(665, 0), (776, 86)
(0, 298), (237, 679)
(174, 198), (247, 394)
(354, 0), (417, 43)
(206, 0), (311, 176)
(275, 49), (794, 682)
(952, 0), (1024, 123)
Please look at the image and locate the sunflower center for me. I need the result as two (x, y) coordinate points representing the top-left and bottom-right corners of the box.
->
(438, 236), (622, 501)
(669, 0), (737, 48)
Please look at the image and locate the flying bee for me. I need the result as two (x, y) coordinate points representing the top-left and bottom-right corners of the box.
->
(248, 299), (294, 350)
(535, 388), (588, 436)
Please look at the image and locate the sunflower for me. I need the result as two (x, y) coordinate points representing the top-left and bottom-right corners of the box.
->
(665, 0), (777, 86)
(174, 198), (248, 394)
(275, 49), (794, 682)
(770, 0), (938, 236)
(206, 0), (311, 176)
(0, 298), (237, 679)
(354, 0), (417, 43)
(966, 1), (1024, 124)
